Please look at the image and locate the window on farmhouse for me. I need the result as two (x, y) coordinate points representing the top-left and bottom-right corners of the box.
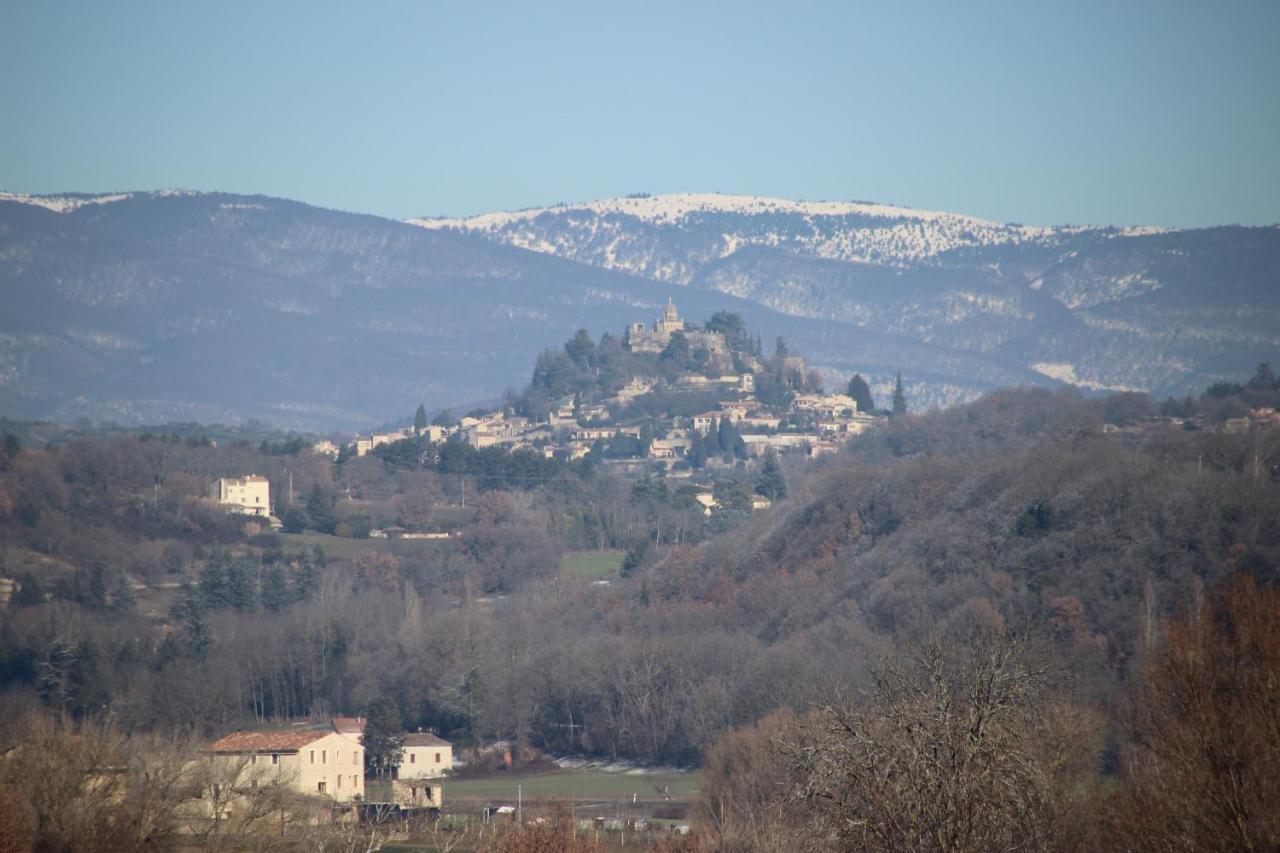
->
(409, 753), (415, 764)
(322, 749), (327, 764)
(310, 750), (314, 764)
(317, 781), (326, 794)
(272, 754), (279, 765)
(435, 752), (441, 763)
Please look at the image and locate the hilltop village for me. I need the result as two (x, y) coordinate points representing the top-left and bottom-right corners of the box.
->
(333, 301), (886, 486)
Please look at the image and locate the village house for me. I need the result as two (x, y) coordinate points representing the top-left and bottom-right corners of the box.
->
(311, 440), (340, 457)
(572, 425), (642, 442)
(691, 412), (720, 433)
(740, 434), (814, 458)
(648, 437), (690, 459)
(793, 393), (859, 419)
(203, 729), (364, 803)
(578, 403), (610, 421)
(209, 475), (270, 517)
(739, 415), (782, 431)
(400, 731), (453, 777)
(417, 425), (450, 443)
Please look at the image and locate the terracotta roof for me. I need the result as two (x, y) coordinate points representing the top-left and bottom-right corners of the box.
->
(332, 716), (366, 734)
(205, 730), (331, 753)
(404, 732), (451, 748)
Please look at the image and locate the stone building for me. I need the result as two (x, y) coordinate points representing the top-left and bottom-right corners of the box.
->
(625, 299), (727, 356)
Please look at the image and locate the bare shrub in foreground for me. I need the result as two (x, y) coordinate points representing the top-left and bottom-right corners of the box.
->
(787, 630), (1059, 852)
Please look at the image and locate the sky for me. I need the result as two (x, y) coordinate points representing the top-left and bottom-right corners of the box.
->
(2, 1), (1277, 228)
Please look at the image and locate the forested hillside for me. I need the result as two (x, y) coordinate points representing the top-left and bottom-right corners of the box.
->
(3, 374), (1277, 776)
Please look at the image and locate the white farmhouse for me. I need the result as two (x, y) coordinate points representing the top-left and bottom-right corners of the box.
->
(401, 731), (453, 778)
(203, 729), (364, 802)
(209, 475), (270, 517)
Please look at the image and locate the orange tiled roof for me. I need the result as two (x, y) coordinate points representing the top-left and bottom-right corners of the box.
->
(404, 732), (451, 747)
(332, 716), (366, 734)
(205, 730), (330, 753)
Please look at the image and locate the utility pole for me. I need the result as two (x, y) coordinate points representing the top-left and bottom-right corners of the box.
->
(517, 784), (522, 825)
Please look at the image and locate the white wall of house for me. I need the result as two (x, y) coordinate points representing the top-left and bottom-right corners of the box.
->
(209, 732), (363, 803)
(210, 476), (270, 516)
(401, 742), (452, 777)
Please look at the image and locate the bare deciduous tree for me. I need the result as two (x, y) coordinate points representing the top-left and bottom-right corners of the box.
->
(1102, 574), (1280, 852)
(786, 630), (1057, 852)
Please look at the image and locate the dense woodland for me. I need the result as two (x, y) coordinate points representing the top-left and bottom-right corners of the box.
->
(1, 368), (1279, 849)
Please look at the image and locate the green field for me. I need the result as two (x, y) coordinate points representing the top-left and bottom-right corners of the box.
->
(561, 550), (625, 579)
(444, 768), (701, 803)
(278, 530), (388, 560)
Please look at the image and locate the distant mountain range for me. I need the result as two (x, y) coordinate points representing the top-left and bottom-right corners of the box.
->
(2, 190), (1276, 430)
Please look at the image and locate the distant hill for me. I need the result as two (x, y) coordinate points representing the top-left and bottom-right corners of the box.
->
(413, 193), (1280, 398)
(1, 191), (1047, 430)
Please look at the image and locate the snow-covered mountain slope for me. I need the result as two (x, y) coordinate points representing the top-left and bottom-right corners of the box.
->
(3, 188), (1274, 427)
(2, 190), (1044, 427)
(408, 193), (1278, 398)
(409, 192), (1144, 277)
(0, 189), (197, 214)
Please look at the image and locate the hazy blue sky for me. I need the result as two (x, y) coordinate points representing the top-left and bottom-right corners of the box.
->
(2, 1), (1277, 227)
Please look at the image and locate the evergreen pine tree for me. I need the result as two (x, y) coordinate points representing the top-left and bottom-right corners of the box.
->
(109, 571), (136, 613)
(172, 586), (213, 659)
(86, 564), (109, 610)
(294, 547), (325, 601)
(755, 448), (787, 500)
(198, 552), (229, 609)
(892, 372), (908, 417)
(414, 403), (428, 435)
(847, 373), (875, 413)
(306, 483), (337, 534)
(717, 416), (732, 454)
(261, 563), (289, 612)
(364, 696), (405, 778)
(620, 540), (653, 578)
(689, 430), (707, 469)
(1247, 362), (1276, 390)
(12, 572), (44, 608)
(225, 559), (258, 612)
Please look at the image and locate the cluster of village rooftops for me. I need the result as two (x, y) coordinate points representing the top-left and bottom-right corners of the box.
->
(316, 300), (885, 469)
(202, 716), (452, 808)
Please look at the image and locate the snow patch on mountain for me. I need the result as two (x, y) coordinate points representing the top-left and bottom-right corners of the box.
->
(407, 192), (1148, 276)
(0, 192), (133, 213)
(0, 189), (198, 213)
(418, 192), (1021, 229)
(1030, 362), (1143, 392)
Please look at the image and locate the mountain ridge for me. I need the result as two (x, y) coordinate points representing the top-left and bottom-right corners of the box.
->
(1, 190), (1046, 429)
(405, 192), (1280, 398)
(3, 189), (1277, 430)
